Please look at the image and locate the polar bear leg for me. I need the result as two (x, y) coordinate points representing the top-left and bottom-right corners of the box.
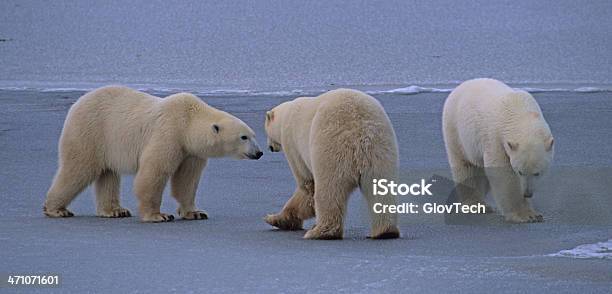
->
(133, 155), (175, 223)
(171, 156), (208, 220)
(95, 170), (131, 218)
(265, 180), (314, 230)
(44, 163), (97, 217)
(265, 152), (315, 230)
(447, 142), (493, 212)
(361, 170), (400, 239)
(454, 164), (494, 213)
(304, 177), (354, 240)
(485, 168), (543, 223)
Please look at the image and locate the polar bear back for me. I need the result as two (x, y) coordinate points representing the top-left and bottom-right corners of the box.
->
(443, 78), (548, 166)
(274, 88), (397, 177)
(61, 86), (163, 173)
(310, 89), (397, 174)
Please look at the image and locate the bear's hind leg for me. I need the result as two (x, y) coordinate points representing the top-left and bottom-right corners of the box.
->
(44, 164), (97, 217)
(304, 178), (354, 240)
(265, 180), (314, 230)
(95, 170), (131, 218)
(171, 156), (208, 220)
(360, 172), (400, 239)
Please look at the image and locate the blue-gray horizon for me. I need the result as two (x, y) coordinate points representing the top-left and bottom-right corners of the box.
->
(1, 0), (611, 91)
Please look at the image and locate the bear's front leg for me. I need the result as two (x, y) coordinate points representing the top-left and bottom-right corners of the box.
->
(95, 170), (132, 218)
(265, 180), (315, 230)
(134, 150), (178, 222)
(171, 156), (209, 220)
(485, 167), (543, 223)
(504, 207), (543, 223)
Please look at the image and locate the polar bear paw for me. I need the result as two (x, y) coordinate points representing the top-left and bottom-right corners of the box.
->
(504, 210), (544, 223)
(43, 206), (74, 218)
(141, 213), (174, 223)
(304, 225), (342, 240)
(370, 226), (401, 239)
(98, 207), (132, 218)
(180, 210), (208, 220)
(264, 214), (303, 230)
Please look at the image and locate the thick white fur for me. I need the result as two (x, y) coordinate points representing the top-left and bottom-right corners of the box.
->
(442, 78), (554, 223)
(264, 89), (400, 239)
(44, 86), (262, 222)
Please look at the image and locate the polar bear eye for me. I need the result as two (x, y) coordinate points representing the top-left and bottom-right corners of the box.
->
(241, 135), (248, 141)
(533, 173), (540, 177)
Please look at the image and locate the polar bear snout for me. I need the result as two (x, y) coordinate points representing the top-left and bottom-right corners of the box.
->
(516, 168), (537, 199)
(269, 144), (281, 152)
(246, 150), (264, 160)
(522, 180), (535, 198)
(243, 139), (263, 160)
(267, 139), (282, 152)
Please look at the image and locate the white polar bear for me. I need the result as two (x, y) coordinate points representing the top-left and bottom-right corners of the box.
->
(264, 89), (400, 239)
(44, 86), (262, 222)
(442, 78), (554, 223)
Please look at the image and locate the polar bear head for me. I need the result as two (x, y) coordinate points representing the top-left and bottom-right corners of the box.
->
(503, 121), (554, 198)
(181, 96), (262, 160)
(264, 110), (282, 152)
(265, 101), (292, 153)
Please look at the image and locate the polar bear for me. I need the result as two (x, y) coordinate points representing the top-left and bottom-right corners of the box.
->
(44, 86), (262, 222)
(264, 89), (400, 239)
(442, 78), (554, 223)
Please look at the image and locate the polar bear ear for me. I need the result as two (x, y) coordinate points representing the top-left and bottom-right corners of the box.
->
(266, 111), (274, 123)
(546, 137), (554, 151)
(506, 141), (518, 152)
(212, 124), (220, 134)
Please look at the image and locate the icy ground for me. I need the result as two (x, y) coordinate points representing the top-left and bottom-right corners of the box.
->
(1, 90), (611, 293)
